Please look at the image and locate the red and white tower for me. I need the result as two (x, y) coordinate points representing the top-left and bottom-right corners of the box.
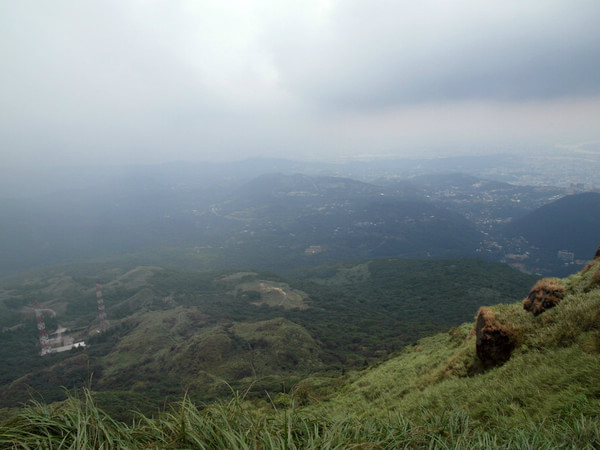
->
(95, 284), (110, 333)
(34, 301), (52, 356)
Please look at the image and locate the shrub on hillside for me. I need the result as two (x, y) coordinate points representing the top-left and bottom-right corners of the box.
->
(523, 278), (565, 316)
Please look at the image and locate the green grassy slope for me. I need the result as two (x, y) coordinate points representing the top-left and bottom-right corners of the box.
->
(318, 253), (600, 432)
(1, 255), (599, 447)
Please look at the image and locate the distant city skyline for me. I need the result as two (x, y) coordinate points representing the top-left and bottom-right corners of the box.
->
(1, 1), (599, 168)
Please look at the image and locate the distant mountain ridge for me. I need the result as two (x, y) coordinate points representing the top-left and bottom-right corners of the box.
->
(0, 167), (584, 277)
(0, 172), (486, 275)
(504, 192), (600, 260)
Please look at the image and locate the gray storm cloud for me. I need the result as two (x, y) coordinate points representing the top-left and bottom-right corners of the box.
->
(1, 0), (599, 167)
(267, 0), (600, 107)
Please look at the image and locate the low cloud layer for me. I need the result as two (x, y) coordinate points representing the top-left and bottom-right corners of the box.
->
(1, 0), (599, 167)
(274, 1), (600, 106)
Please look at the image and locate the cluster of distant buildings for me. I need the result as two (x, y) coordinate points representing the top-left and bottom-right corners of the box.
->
(556, 250), (587, 266)
(40, 325), (86, 356)
(36, 284), (110, 356)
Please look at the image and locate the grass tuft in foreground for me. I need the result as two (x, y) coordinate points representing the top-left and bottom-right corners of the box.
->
(1, 387), (599, 449)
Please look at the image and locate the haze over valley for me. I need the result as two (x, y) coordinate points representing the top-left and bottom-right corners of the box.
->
(1, 154), (598, 278)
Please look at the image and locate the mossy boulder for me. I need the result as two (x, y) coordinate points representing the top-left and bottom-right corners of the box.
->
(475, 307), (515, 368)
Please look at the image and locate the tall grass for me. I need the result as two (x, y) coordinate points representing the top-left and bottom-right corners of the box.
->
(1, 388), (599, 449)
(0, 389), (131, 449)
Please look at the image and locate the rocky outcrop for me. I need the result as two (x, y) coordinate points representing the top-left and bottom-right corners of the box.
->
(522, 278), (565, 316)
(595, 245), (600, 260)
(475, 307), (515, 368)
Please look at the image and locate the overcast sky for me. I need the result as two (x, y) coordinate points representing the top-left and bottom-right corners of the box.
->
(1, 0), (599, 168)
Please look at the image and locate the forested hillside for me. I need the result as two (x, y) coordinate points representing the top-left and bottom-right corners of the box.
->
(0, 258), (536, 417)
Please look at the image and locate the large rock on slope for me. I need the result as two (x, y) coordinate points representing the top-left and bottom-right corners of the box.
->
(475, 307), (515, 368)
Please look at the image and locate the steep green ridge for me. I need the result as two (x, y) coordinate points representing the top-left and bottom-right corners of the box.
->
(319, 252), (600, 429)
(0, 258), (535, 416)
(1, 254), (599, 447)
